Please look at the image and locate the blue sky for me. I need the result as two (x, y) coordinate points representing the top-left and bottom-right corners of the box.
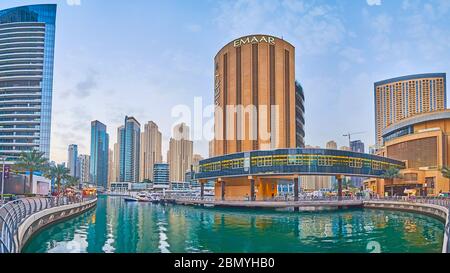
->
(1, 0), (450, 163)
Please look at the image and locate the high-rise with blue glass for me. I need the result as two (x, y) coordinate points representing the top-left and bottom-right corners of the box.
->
(0, 4), (57, 164)
(90, 120), (109, 189)
(119, 116), (140, 183)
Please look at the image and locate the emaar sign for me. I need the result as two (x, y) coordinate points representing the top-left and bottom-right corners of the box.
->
(233, 36), (276, 47)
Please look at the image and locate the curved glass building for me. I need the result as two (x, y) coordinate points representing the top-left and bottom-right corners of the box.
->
(0, 4), (56, 164)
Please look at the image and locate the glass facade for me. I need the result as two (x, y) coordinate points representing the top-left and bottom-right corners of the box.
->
(0, 4), (56, 163)
(196, 148), (405, 180)
(295, 81), (305, 147)
(90, 121), (109, 189)
(153, 163), (169, 186)
(119, 116), (140, 183)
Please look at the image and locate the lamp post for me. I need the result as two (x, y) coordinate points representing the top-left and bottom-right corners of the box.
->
(1, 157), (5, 205)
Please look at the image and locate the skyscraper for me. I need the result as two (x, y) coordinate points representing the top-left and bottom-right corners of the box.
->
(119, 116), (140, 183)
(350, 140), (365, 188)
(350, 140), (365, 153)
(139, 121), (162, 182)
(374, 73), (446, 147)
(78, 154), (90, 184)
(108, 148), (114, 186)
(90, 121), (109, 189)
(67, 144), (78, 177)
(213, 34), (304, 155)
(295, 82), (305, 148)
(0, 4), (57, 164)
(168, 123), (193, 182)
(113, 142), (120, 182)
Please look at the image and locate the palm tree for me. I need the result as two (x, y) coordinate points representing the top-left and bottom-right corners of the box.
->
(382, 167), (402, 197)
(46, 164), (71, 195)
(441, 166), (450, 179)
(65, 176), (80, 190)
(14, 150), (49, 194)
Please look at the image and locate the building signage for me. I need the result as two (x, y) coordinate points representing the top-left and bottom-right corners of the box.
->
(233, 35), (276, 47)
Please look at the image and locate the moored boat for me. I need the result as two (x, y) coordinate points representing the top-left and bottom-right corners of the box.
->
(124, 196), (139, 202)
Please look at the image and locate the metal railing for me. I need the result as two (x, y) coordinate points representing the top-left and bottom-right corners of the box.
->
(367, 196), (450, 208)
(173, 195), (367, 202)
(0, 196), (94, 253)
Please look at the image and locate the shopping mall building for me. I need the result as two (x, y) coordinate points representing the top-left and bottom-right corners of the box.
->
(366, 109), (450, 196)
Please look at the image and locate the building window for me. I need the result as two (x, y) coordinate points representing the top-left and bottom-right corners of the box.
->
(284, 49), (290, 146)
(252, 44), (259, 150)
(318, 156), (333, 166)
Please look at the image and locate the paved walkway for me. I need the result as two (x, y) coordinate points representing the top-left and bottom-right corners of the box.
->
(175, 199), (364, 208)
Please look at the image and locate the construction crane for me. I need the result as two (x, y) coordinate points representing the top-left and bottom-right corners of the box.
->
(343, 132), (366, 149)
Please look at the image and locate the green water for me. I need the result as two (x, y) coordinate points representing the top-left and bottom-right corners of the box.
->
(23, 196), (445, 253)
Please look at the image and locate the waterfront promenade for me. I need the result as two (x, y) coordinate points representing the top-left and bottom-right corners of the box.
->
(0, 196), (97, 253)
(174, 197), (364, 208)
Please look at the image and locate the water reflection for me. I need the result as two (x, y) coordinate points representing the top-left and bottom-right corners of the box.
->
(23, 196), (445, 253)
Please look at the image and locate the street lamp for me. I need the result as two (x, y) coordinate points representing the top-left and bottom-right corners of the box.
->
(1, 157), (5, 205)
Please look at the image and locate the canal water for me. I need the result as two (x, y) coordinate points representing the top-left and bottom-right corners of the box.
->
(23, 196), (444, 253)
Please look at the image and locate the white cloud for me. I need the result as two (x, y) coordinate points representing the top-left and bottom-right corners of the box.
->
(186, 24), (202, 33)
(67, 0), (81, 6)
(214, 0), (347, 56)
(367, 0), (382, 6)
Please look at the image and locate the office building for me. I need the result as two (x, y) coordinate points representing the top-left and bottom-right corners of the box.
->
(67, 144), (78, 177)
(350, 140), (365, 153)
(153, 163), (169, 189)
(113, 142), (120, 182)
(78, 154), (90, 183)
(295, 82), (305, 147)
(139, 121), (162, 181)
(374, 73), (446, 147)
(108, 148), (114, 186)
(119, 116), (140, 183)
(90, 120), (109, 189)
(213, 34), (304, 155)
(0, 4), (57, 164)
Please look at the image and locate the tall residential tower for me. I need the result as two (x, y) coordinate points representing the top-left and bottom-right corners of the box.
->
(0, 4), (57, 164)
(374, 73), (446, 147)
(168, 123), (193, 182)
(119, 116), (140, 183)
(67, 144), (78, 177)
(90, 120), (109, 189)
(139, 121), (162, 182)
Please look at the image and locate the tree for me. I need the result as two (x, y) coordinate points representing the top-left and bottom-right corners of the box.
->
(382, 167), (402, 197)
(65, 176), (80, 190)
(14, 150), (49, 194)
(46, 164), (71, 195)
(441, 166), (450, 179)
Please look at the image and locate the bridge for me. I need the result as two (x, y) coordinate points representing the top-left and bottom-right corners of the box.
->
(195, 148), (405, 201)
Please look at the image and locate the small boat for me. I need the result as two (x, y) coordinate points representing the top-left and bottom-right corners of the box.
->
(124, 196), (139, 202)
(137, 196), (152, 202)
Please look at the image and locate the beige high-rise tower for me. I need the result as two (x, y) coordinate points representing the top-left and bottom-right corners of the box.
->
(139, 121), (163, 181)
(168, 123), (193, 182)
(213, 34), (304, 156)
(108, 148), (114, 186)
(374, 73), (446, 147)
(113, 142), (120, 182)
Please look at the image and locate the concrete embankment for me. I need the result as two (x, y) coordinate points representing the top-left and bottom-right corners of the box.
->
(17, 198), (97, 252)
(363, 200), (449, 253)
